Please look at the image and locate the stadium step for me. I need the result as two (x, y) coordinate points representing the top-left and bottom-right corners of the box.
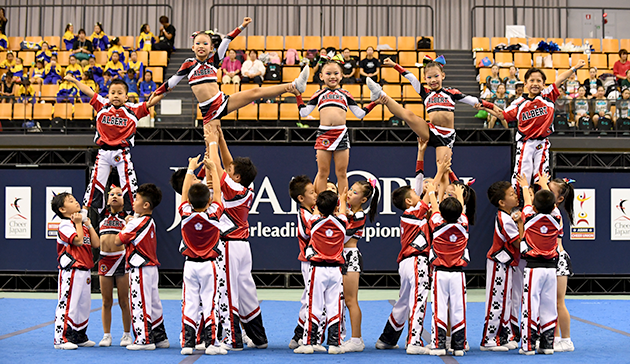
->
(157, 50), (197, 126)
(437, 49), (483, 128)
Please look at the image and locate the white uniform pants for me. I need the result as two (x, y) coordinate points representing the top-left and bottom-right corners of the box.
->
(303, 265), (343, 346)
(510, 258), (526, 341)
(431, 269), (467, 350)
(481, 259), (513, 347)
(511, 138), (550, 201)
(54, 269), (92, 345)
(181, 260), (218, 348)
(521, 267), (557, 351)
(83, 148), (138, 214)
(129, 266), (165, 345)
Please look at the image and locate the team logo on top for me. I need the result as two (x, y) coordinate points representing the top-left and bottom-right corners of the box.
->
(449, 234), (457, 242)
(540, 226), (548, 234)
(326, 229), (333, 237)
(322, 139), (330, 147)
(194, 222), (203, 231)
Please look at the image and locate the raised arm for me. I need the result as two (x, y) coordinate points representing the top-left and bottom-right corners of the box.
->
(516, 173), (533, 206)
(182, 154), (203, 203)
(86, 217), (100, 249)
(64, 74), (94, 99)
(145, 91), (164, 108)
(534, 172), (550, 191)
(384, 58), (425, 97)
(216, 127), (233, 169)
(338, 187), (348, 216)
(217, 17), (251, 62)
(71, 213), (86, 246)
(204, 128), (223, 173)
(413, 137), (428, 195)
(556, 59), (586, 88)
(206, 160), (222, 204)
(427, 182), (439, 214)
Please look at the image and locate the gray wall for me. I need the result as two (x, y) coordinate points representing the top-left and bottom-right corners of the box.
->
(0, 0), (627, 50)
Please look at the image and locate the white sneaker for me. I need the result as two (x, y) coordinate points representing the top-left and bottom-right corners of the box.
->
(375, 339), (399, 349)
(313, 344), (327, 352)
(99, 335), (112, 347)
(328, 345), (344, 354)
(429, 348), (447, 356)
(242, 334), (254, 347)
(248, 341), (268, 349)
(465, 341), (470, 351)
(406, 345), (430, 355)
(288, 339), (300, 349)
(366, 77), (384, 102)
(205, 345), (228, 355)
(519, 348), (535, 355)
(453, 350), (465, 356)
(220, 343), (243, 351)
(77, 340), (95, 347)
(293, 67), (310, 94)
(341, 338), (365, 352)
(480, 345), (509, 352)
(506, 341), (518, 350)
(155, 339), (170, 348)
(195, 343), (206, 351)
(294, 345), (314, 354)
(555, 339), (574, 352)
(120, 334), (133, 347)
(538, 347), (554, 355)
(181, 347), (194, 355)
(127, 343), (156, 350)
(54, 342), (78, 350)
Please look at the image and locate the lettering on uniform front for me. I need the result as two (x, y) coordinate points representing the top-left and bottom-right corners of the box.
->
(521, 107), (548, 121)
(101, 116), (128, 126)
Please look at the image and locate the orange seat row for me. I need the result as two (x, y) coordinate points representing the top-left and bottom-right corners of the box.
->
(227, 35), (433, 51)
(473, 37), (630, 53)
(0, 102), (94, 120)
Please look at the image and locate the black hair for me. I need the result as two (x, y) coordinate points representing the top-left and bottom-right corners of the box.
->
(78, 29), (86, 35)
(321, 59), (343, 73)
(95, 22), (104, 33)
(353, 180), (380, 223)
(51, 192), (72, 218)
(232, 157), (257, 188)
(525, 67), (546, 83)
(343, 47), (350, 52)
(366, 46), (374, 52)
(84, 70), (93, 80)
(289, 175), (312, 203)
(188, 183), (211, 210)
(110, 37), (120, 46)
(110, 78), (128, 93)
(439, 197), (463, 224)
(159, 16), (169, 24)
(392, 186), (412, 211)
(249, 49), (258, 56)
(69, 54), (76, 60)
(316, 190), (338, 217)
(620, 49), (628, 57)
(65, 23), (73, 32)
(36, 60), (44, 66)
(140, 24), (150, 34)
(169, 169), (186, 195)
(127, 68), (135, 75)
(137, 183), (162, 210)
(534, 190), (555, 214)
(424, 61), (444, 73)
(487, 181), (512, 208)
(551, 178), (575, 224)
(451, 181), (477, 225)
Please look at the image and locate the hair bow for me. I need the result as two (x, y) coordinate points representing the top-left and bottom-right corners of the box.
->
(368, 178), (377, 188)
(320, 51), (345, 64)
(562, 178), (576, 184)
(110, 184), (118, 189)
(465, 178), (476, 187)
(421, 54), (446, 67)
(191, 30), (215, 39)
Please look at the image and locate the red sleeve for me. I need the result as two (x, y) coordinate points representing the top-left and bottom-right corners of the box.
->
(89, 93), (104, 112)
(118, 217), (142, 245)
(220, 171), (240, 200)
(522, 205), (536, 219)
(178, 201), (192, 218)
(502, 102), (520, 122)
(58, 221), (78, 245)
(132, 102), (150, 119)
(542, 83), (560, 102)
(429, 211), (443, 230)
(412, 201), (430, 219)
(207, 201), (224, 219)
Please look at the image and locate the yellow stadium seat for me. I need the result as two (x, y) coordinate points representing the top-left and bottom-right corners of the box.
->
(491, 37), (508, 49)
(499, 68), (510, 79)
(44, 36), (60, 49)
(596, 68), (610, 77)
(363, 104), (383, 121)
(478, 68), (492, 83)
(74, 103), (94, 119)
(8, 37), (23, 51)
(397, 37), (416, 51)
(383, 105), (393, 120)
(135, 51), (149, 65)
(285, 36), (302, 50)
(258, 103), (278, 121)
(222, 108), (236, 121)
(40, 84), (58, 102)
(589, 53), (608, 69)
(417, 36), (434, 50)
(383, 85), (402, 101)
(19, 52), (35, 67)
(546, 38), (563, 46)
(240, 83), (259, 93)
(25, 36), (42, 43)
(475, 51), (493, 67)
(602, 39), (619, 53)
(541, 69), (556, 84)
(322, 36), (340, 49)
(54, 103), (73, 120)
(608, 53), (620, 67)
(398, 51), (417, 67)
(0, 53), (6, 63)
(282, 66), (301, 83)
(57, 51), (71, 66)
(247, 36), (265, 50)
(227, 36), (246, 50)
(571, 53), (588, 68)
(494, 52), (513, 65)
(402, 84), (421, 102)
(304, 36), (321, 50)
(621, 39), (630, 51)
(238, 103), (257, 120)
(13, 104), (33, 120)
(360, 36), (377, 50)
(380, 67), (400, 84)
(33, 103), (53, 120)
(266, 36), (283, 50)
(552, 53), (570, 69)
(576, 69), (589, 81)
(406, 103), (425, 119)
(279, 103), (299, 120)
(509, 37), (527, 45)
(532, 52), (550, 67)
(303, 84), (320, 99)
(118, 36), (134, 49)
(584, 38), (601, 52)
(564, 38), (582, 46)
(342, 84), (361, 102)
(341, 37), (359, 51)
(220, 83), (238, 96)
(379, 36), (396, 49)
(0, 103), (12, 120)
(400, 68), (420, 84)
(149, 51), (168, 67)
(528, 37), (545, 48)
(93, 51), (108, 65)
(472, 37), (490, 51)
(147, 66), (163, 83)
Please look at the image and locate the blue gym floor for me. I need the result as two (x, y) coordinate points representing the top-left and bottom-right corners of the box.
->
(1, 291), (628, 364)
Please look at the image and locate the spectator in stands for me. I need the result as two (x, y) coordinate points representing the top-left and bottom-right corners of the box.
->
(571, 86), (590, 126)
(79, 70), (97, 103)
(613, 49), (630, 86)
(139, 70), (156, 102)
(482, 64), (502, 99)
(621, 69), (630, 91)
(0, 8), (7, 36)
(56, 78), (79, 104)
(554, 92), (572, 129)
(98, 72), (112, 97)
(137, 24), (157, 51)
(90, 22), (110, 51)
(240, 50), (265, 86)
(108, 37), (126, 62)
(44, 55), (62, 84)
(104, 52), (126, 79)
(63, 23), (77, 51)
(30, 60), (45, 85)
(615, 88), (630, 129)
(0, 71), (15, 103)
(221, 49), (242, 84)
(359, 46), (380, 84)
(0, 51), (15, 70)
(65, 55), (84, 79)
(17, 77), (35, 104)
(10, 57), (23, 79)
(153, 16), (176, 55)
(85, 56), (103, 84)
(36, 42), (53, 64)
(341, 48), (358, 84)
(123, 68), (139, 103)
(503, 65), (520, 96)
(127, 51), (144, 80)
(592, 85), (614, 130)
(72, 29), (94, 64)
(487, 83), (509, 128)
(582, 67), (602, 98)
(312, 48), (327, 84)
(0, 29), (7, 51)
(562, 72), (580, 98)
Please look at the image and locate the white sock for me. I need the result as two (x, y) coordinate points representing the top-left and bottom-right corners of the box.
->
(103, 333), (111, 338)
(561, 337), (572, 342)
(350, 337), (362, 344)
(123, 332), (130, 336)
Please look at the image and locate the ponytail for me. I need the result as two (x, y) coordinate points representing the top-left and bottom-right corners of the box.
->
(355, 179), (379, 223)
(368, 185), (379, 223)
(552, 178), (575, 225)
(452, 181), (477, 225)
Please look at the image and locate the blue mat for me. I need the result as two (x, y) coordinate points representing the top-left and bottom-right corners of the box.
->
(0, 298), (628, 363)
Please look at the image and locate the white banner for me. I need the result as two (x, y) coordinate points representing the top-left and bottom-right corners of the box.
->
(611, 189), (630, 241)
(570, 189), (595, 240)
(5, 187), (32, 239)
(46, 187), (73, 239)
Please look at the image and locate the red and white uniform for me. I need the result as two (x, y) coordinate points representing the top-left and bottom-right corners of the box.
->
(97, 209), (128, 277)
(297, 89), (376, 151)
(301, 213), (347, 346)
(429, 212), (469, 351)
(118, 215), (167, 345)
(214, 171), (267, 348)
(481, 210), (521, 348)
(83, 94), (149, 214)
(178, 201), (224, 349)
(54, 220), (94, 345)
(519, 205), (562, 352)
(291, 205), (315, 343)
(156, 26), (243, 125)
(504, 84), (560, 199)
